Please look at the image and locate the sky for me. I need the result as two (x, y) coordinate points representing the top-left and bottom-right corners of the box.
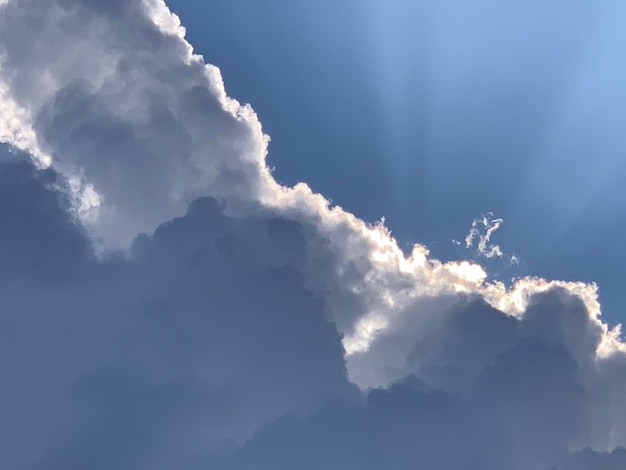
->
(1, 0), (626, 469)
(165, 0), (626, 321)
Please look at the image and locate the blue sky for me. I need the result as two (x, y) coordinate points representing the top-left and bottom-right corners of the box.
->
(168, 0), (626, 323)
(2, 1), (626, 468)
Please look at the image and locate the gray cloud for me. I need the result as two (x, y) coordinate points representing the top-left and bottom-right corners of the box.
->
(0, 157), (624, 469)
(0, 160), (357, 469)
(218, 297), (626, 470)
(0, 0), (275, 247)
(1, 0), (626, 469)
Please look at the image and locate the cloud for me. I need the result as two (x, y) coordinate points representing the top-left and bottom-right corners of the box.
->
(0, 0), (276, 247)
(0, 0), (535, 364)
(2, 157), (625, 470)
(219, 291), (626, 470)
(0, 0), (626, 469)
(0, 159), (358, 469)
(463, 212), (506, 258)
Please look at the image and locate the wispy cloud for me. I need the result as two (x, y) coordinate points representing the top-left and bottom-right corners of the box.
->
(465, 212), (504, 258)
(456, 212), (520, 267)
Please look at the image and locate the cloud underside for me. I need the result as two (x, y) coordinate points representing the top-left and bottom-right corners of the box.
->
(0, 0), (625, 469)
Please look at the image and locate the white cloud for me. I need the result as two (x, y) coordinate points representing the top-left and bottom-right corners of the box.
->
(464, 212), (504, 258)
(0, 0), (277, 247)
(0, 0), (626, 468)
(0, 0), (622, 373)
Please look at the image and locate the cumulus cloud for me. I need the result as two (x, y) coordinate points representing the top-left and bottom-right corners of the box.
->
(0, 160), (358, 468)
(0, 0), (625, 469)
(0, 0), (276, 247)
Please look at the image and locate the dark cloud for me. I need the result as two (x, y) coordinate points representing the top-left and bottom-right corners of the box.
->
(406, 298), (519, 391)
(0, 162), (90, 279)
(1, 0), (626, 468)
(216, 322), (621, 470)
(0, 159), (624, 469)
(220, 334), (619, 470)
(0, 159), (356, 469)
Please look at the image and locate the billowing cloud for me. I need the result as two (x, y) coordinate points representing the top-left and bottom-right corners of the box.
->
(0, 160), (358, 468)
(0, 0), (277, 247)
(0, 0), (626, 469)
